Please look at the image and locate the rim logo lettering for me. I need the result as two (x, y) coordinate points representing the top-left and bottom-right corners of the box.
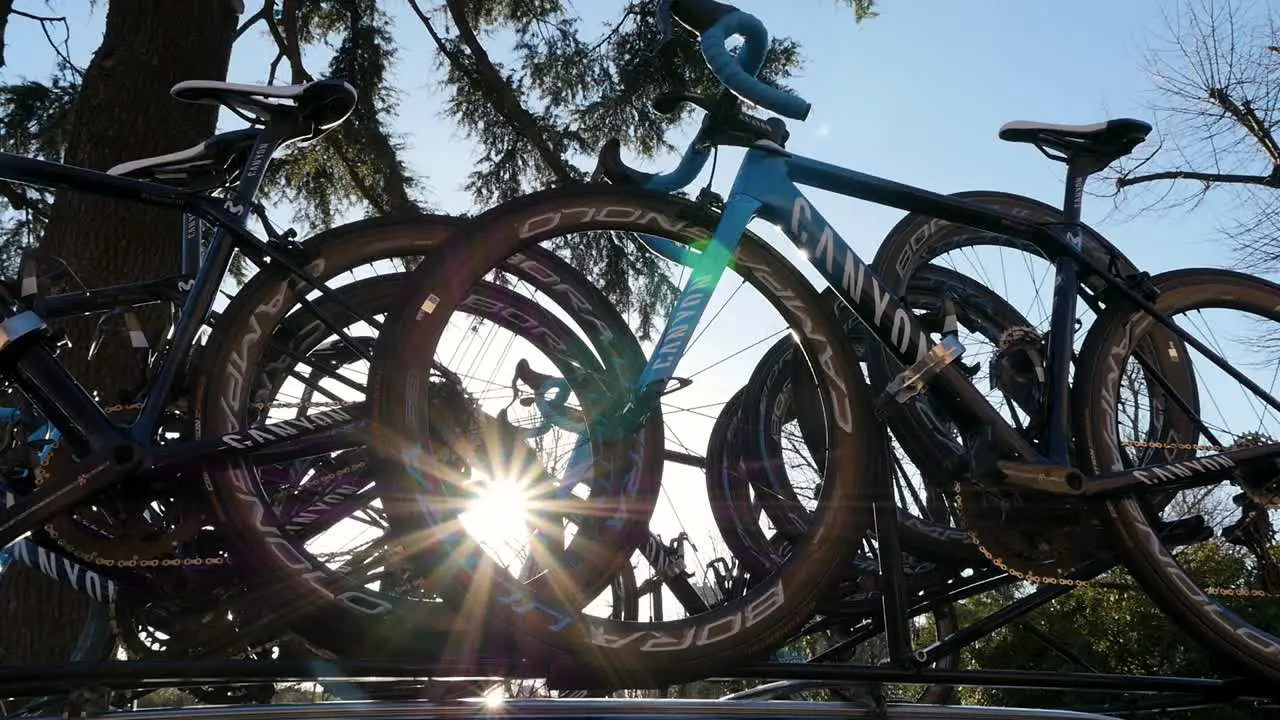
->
(13, 541), (115, 603)
(736, 254), (853, 435)
(588, 582), (785, 651)
(505, 252), (613, 344)
(461, 292), (567, 356)
(518, 206), (704, 244)
(213, 258), (396, 616)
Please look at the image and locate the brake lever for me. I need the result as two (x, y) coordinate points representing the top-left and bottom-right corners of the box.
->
(652, 91), (715, 116)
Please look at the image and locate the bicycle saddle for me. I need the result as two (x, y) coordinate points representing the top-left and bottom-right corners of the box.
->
(999, 118), (1152, 164)
(170, 78), (358, 135)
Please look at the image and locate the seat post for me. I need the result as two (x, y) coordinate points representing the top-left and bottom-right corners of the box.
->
(1043, 157), (1095, 464)
(179, 211), (203, 280)
(1062, 160), (1088, 226)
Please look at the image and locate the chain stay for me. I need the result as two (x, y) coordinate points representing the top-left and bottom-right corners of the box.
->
(39, 398), (1279, 601)
(953, 437), (1277, 598)
(40, 398), (355, 569)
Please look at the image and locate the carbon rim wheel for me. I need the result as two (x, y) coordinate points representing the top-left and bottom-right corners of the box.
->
(370, 185), (876, 685)
(1075, 268), (1280, 681)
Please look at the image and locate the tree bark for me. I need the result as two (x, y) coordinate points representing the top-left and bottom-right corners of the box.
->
(0, 0), (13, 69)
(0, 0), (238, 666)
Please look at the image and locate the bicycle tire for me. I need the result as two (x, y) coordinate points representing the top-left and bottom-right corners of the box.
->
(1073, 267), (1280, 682)
(197, 211), (654, 664)
(370, 185), (876, 686)
(0, 558), (115, 715)
(703, 386), (777, 578)
(743, 264), (1027, 562)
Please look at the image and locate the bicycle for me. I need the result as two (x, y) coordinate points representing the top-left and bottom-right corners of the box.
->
(368, 0), (1280, 687)
(0, 78), (478, 669)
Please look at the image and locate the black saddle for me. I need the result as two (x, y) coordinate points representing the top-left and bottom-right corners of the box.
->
(107, 78), (359, 190)
(999, 118), (1152, 169)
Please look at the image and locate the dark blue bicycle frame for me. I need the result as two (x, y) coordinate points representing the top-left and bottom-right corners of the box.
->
(630, 137), (1280, 492)
(0, 123), (375, 548)
(635, 141), (1060, 462)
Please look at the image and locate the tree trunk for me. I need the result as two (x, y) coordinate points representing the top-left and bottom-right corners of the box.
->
(0, 0), (238, 666)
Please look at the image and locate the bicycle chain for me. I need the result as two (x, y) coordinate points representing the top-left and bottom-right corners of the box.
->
(37, 398), (355, 570)
(953, 438), (1278, 599)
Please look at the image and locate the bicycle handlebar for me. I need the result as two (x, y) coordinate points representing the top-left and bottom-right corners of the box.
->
(669, 0), (811, 120)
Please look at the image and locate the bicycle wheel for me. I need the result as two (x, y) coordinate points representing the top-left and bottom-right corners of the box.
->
(0, 549), (115, 716)
(197, 211), (651, 663)
(742, 265), (1028, 562)
(1074, 268), (1280, 682)
(371, 184), (876, 685)
(868, 190), (1195, 473)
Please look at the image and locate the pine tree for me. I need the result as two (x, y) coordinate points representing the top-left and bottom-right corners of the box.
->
(0, 0), (240, 666)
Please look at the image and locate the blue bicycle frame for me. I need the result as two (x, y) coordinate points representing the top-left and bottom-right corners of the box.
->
(629, 139), (1059, 464)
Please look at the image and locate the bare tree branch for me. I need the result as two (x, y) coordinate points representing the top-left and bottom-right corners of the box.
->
(11, 7), (82, 78)
(1118, 168), (1279, 189)
(10, 8), (61, 22)
(234, 0), (273, 42)
(1109, 0), (1280, 271)
(279, 0), (311, 84)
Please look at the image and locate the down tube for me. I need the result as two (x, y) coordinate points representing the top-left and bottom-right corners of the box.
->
(740, 154), (1036, 461)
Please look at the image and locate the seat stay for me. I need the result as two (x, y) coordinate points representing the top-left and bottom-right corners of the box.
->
(107, 128), (260, 190)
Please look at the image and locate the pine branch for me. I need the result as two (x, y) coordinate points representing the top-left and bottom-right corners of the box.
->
(429, 0), (578, 186)
(329, 139), (386, 211)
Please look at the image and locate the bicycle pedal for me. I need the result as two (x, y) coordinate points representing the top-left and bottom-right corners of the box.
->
(995, 459), (1085, 495)
(878, 334), (965, 406)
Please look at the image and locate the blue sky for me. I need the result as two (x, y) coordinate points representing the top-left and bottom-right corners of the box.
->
(0, 0), (1247, 278)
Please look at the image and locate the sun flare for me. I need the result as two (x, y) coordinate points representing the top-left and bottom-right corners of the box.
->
(460, 474), (534, 561)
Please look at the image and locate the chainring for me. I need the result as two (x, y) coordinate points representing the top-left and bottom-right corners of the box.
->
(110, 592), (280, 705)
(956, 480), (1107, 580)
(37, 439), (205, 565)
